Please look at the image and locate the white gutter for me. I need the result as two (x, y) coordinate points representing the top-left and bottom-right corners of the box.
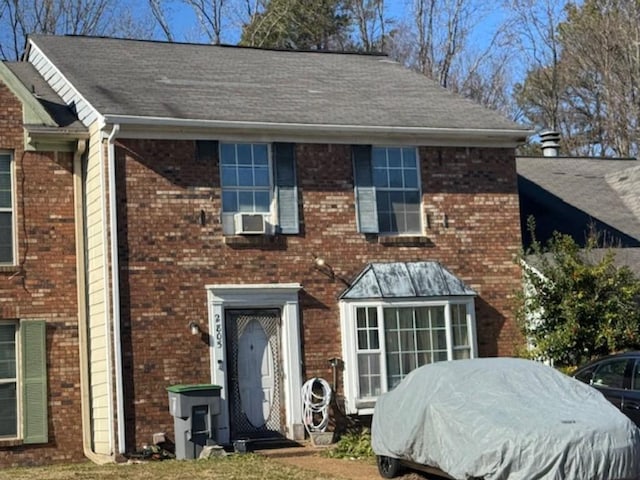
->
(103, 114), (532, 142)
(107, 123), (126, 455)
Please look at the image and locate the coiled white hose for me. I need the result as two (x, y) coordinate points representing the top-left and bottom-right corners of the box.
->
(301, 377), (332, 434)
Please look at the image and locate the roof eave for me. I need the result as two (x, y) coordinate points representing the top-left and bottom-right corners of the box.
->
(25, 124), (89, 151)
(103, 114), (532, 147)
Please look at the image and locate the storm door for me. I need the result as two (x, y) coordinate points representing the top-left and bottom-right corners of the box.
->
(225, 309), (283, 439)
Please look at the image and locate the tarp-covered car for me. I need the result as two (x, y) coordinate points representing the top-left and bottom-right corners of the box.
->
(372, 357), (640, 480)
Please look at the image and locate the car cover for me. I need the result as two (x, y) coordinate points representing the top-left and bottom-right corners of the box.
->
(372, 357), (640, 480)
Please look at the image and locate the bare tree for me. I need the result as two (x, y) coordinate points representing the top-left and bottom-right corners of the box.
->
(149, 0), (175, 41)
(350, 0), (388, 52)
(0, 0), (150, 60)
(183, 0), (227, 44)
(505, 0), (565, 132)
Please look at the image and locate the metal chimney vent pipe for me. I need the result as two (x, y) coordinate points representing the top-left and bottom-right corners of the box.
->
(539, 130), (561, 157)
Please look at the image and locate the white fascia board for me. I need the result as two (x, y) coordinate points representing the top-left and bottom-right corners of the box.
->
(27, 39), (103, 128)
(103, 114), (533, 148)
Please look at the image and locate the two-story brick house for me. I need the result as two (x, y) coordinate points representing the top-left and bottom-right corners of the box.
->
(0, 34), (530, 466)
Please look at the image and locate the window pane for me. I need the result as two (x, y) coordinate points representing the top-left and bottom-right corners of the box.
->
(222, 191), (237, 212)
(368, 308), (378, 328)
(431, 307), (445, 328)
(253, 144), (268, 165)
(238, 192), (254, 212)
(369, 330), (379, 349)
(398, 309), (413, 329)
(254, 166), (270, 187)
(254, 192), (270, 212)
(373, 168), (388, 187)
(416, 328), (431, 351)
(402, 148), (417, 167)
(221, 166), (237, 186)
(357, 330), (368, 349)
(372, 148), (386, 168)
(388, 168), (403, 188)
(356, 308), (367, 328)
(385, 328), (399, 352)
(434, 330), (447, 350)
(358, 353), (381, 397)
(236, 144), (252, 165)
(0, 324), (15, 379)
(401, 353), (416, 373)
(0, 383), (17, 437)
(237, 167), (254, 186)
(387, 148), (401, 168)
(415, 308), (429, 328)
(404, 170), (418, 189)
(219, 143), (236, 164)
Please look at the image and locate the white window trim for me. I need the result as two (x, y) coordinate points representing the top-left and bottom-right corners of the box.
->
(0, 151), (15, 265)
(340, 297), (477, 415)
(0, 321), (21, 440)
(206, 283), (304, 444)
(372, 145), (423, 236)
(219, 142), (275, 235)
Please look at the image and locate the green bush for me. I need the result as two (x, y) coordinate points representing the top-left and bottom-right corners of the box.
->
(324, 429), (373, 459)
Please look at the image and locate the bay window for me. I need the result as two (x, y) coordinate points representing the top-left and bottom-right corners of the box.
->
(342, 299), (476, 414)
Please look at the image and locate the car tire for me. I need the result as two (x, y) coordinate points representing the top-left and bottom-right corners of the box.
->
(377, 455), (402, 478)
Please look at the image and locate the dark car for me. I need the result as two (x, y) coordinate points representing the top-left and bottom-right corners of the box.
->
(573, 351), (640, 426)
(372, 357), (640, 480)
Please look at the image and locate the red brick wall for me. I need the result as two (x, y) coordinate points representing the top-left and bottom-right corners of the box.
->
(115, 139), (523, 449)
(0, 83), (83, 466)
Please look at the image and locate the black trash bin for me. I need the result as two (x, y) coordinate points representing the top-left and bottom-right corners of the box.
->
(167, 384), (222, 459)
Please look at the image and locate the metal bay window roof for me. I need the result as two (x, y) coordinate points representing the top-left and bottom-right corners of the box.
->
(340, 261), (476, 300)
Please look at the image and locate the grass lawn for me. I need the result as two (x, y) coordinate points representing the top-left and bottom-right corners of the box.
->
(0, 454), (343, 480)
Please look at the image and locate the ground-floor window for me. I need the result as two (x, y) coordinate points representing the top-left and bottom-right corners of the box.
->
(0, 319), (48, 443)
(341, 300), (476, 414)
(0, 322), (17, 437)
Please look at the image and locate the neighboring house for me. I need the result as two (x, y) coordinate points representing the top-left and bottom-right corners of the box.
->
(0, 34), (530, 466)
(517, 135), (640, 275)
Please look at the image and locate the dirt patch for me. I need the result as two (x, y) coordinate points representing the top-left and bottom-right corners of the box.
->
(256, 445), (432, 480)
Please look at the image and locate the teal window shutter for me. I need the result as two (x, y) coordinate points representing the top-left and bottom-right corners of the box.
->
(352, 145), (378, 233)
(21, 319), (48, 444)
(274, 143), (299, 234)
(196, 140), (218, 163)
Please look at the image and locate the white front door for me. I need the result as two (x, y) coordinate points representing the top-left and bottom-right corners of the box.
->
(237, 319), (275, 428)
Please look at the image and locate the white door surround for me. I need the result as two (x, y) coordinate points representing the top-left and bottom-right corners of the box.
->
(206, 283), (304, 444)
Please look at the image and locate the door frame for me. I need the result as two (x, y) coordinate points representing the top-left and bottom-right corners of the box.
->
(206, 283), (303, 445)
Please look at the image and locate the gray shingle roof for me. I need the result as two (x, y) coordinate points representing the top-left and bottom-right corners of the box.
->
(27, 35), (528, 132)
(340, 261), (476, 299)
(4, 61), (85, 131)
(516, 156), (640, 243)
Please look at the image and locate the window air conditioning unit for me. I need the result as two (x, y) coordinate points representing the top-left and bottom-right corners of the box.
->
(234, 213), (267, 235)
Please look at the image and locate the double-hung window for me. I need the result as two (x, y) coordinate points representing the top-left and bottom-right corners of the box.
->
(353, 146), (422, 235)
(0, 152), (13, 264)
(342, 300), (476, 414)
(0, 323), (17, 438)
(0, 320), (47, 444)
(217, 142), (298, 235)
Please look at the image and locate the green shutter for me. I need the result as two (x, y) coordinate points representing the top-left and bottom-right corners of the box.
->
(352, 145), (378, 233)
(196, 140), (218, 163)
(21, 319), (48, 444)
(274, 143), (299, 234)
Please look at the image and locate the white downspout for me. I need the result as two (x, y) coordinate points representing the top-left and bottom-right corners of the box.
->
(107, 124), (126, 455)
